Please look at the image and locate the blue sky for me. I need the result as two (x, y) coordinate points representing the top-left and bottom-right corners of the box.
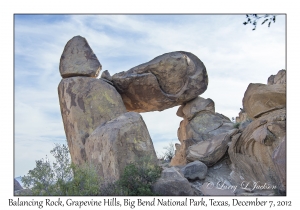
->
(14, 14), (285, 177)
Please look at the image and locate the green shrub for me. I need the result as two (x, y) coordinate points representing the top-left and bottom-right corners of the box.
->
(64, 163), (101, 196)
(21, 143), (161, 196)
(21, 143), (101, 196)
(115, 156), (161, 196)
(233, 122), (241, 129)
(22, 157), (56, 195)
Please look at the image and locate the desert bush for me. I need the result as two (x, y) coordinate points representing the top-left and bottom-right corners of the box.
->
(21, 143), (101, 196)
(233, 122), (241, 129)
(162, 142), (175, 162)
(115, 156), (161, 196)
(64, 163), (101, 196)
(21, 143), (161, 196)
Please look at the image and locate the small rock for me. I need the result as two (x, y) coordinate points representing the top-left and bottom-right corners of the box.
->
(180, 160), (208, 180)
(101, 70), (113, 81)
(152, 167), (195, 196)
(181, 97), (215, 120)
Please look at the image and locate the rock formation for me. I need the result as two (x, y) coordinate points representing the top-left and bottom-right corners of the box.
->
(85, 112), (157, 183)
(229, 109), (286, 193)
(58, 36), (157, 179)
(186, 128), (238, 166)
(168, 70), (286, 195)
(152, 167), (195, 196)
(242, 83), (286, 119)
(59, 36), (102, 78)
(105, 51), (208, 112)
(170, 97), (237, 166)
(267, 69), (286, 85)
(58, 77), (127, 165)
(57, 35), (286, 196)
(229, 69), (286, 194)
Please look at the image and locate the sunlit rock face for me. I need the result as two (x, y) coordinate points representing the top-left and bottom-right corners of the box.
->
(108, 51), (208, 112)
(242, 83), (286, 119)
(229, 108), (286, 193)
(229, 70), (286, 194)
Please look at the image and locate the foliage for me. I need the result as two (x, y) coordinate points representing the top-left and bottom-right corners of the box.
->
(21, 143), (101, 196)
(162, 142), (175, 162)
(233, 122), (241, 129)
(21, 157), (56, 195)
(64, 163), (101, 196)
(115, 156), (162, 196)
(243, 14), (276, 30)
(21, 143), (161, 196)
(231, 117), (236, 123)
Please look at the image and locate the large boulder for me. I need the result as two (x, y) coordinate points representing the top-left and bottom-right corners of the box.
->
(186, 129), (238, 166)
(176, 97), (234, 143)
(177, 97), (215, 120)
(228, 108), (286, 193)
(59, 36), (102, 78)
(152, 167), (195, 196)
(109, 51), (208, 112)
(85, 112), (157, 183)
(242, 83), (286, 119)
(58, 77), (127, 165)
(178, 111), (234, 142)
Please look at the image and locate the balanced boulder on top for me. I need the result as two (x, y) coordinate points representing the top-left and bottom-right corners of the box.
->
(59, 36), (102, 78)
(107, 51), (208, 112)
